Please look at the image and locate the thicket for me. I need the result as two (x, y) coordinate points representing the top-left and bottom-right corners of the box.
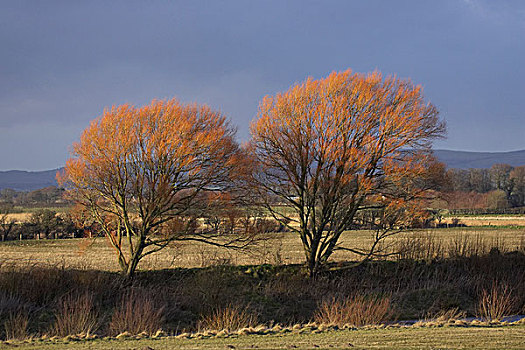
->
(443, 164), (525, 210)
(0, 207), (84, 241)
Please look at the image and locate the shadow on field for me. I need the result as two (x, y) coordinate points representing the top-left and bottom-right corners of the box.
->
(0, 249), (523, 339)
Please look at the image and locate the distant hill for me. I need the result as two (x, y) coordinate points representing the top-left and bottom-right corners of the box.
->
(433, 149), (525, 169)
(1, 149), (525, 191)
(0, 169), (61, 191)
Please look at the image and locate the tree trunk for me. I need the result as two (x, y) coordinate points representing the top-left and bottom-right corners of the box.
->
(308, 255), (318, 278)
(306, 240), (321, 278)
(121, 235), (146, 280)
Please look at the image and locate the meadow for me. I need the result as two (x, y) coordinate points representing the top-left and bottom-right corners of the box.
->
(0, 227), (523, 271)
(0, 226), (524, 348)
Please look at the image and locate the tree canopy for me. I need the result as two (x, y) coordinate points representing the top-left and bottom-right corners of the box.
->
(249, 69), (446, 276)
(59, 99), (245, 277)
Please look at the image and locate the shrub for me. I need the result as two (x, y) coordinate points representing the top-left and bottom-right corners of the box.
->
(53, 292), (98, 336)
(314, 295), (392, 327)
(109, 289), (164, 336)
(198, 304), (257, 331)
(476, 283), (515, 321)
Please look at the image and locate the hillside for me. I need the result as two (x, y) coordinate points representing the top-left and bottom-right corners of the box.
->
(433, 149), (525, 169)
(1, 149), (525, 191)
(0, 169), (60, 191)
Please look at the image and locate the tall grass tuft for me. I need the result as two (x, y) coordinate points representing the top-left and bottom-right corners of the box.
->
(53, 292), (98, 336)
(198, 304), (258, 331)
(426, 307), (466, 323)
(314, 295), (392, 327)
(109, 288), (164, 336)
(4, 311), (29, 340)
(476, 283), (515, 321)
(397, 232), (444, 261)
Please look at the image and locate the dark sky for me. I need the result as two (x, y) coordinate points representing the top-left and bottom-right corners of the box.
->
(1, 0), (524, 170)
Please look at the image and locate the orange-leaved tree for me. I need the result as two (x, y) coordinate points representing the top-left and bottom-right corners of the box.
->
(59, 99), (251, 278)
(249, 69), (446, 276)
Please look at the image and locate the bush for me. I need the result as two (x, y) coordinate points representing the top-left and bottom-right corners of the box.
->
(314, 295), (392, 327)
(476, 283), (515, 321)
(198, 304), (257, 331)
(53, 292), (98, 336)
(109, 289), (164, 336)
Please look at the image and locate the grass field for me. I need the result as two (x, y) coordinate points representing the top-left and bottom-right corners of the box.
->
(0, 227), (523, 346)
(443, 216), (525, 227)
(7, 324), (525, 349)
(0, 227), (523, 271)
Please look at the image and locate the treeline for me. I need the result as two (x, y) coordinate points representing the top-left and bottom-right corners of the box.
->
(441, 164), (525, 210)
(0, 187), (77, 241)
(0, 207), (87, 241)
(0, 186), (67, 208)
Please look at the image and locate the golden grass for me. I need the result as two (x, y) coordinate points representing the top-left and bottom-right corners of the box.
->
(6, 324), (525, 349)
(5, 213), (32, 224)
(444, 216), (525, 227)
(197, 304), (258, 332)
(0, 227), (523, 272)
(314, 295), (392, 327)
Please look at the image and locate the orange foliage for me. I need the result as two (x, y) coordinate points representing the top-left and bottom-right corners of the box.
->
(59, 99), (240, 277)
(249, 69), (445, 275)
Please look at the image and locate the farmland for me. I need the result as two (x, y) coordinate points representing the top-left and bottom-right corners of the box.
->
(3, 1), (525, 348)
(0, 225), (523, 342)
(0, 227), (523, 271)
(1, 212), (525, 348)
(442, 215), (525, 227)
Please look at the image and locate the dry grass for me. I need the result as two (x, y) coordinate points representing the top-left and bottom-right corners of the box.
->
(0, 251), (521, 338)
(314, 295), (392, 327)
(109, 288), (164, 336)
(197, 304), (258, 331)
(0, 225), (522, 338)
(4, 325), (525, 350)
(0, 228), (523, 271)
(4, 311), (29, 340)
(4, 213), (31, 224)
(443, 215), (525, 227)
(397, 229), (524, 261)
(52, 292), (98, 336)
(422, 307), (466, 323)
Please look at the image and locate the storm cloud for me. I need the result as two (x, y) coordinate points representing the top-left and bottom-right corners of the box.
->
(1, 0), (524, 170)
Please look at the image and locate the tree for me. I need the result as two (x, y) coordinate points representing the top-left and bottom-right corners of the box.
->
(510, 166), (525, 207)
(490, 164), (514, 201)
(445, 169), (471, 192)
(469, 168), (492, 193)
(66, 203), (101, 238)
(59, 99), (252, 278)
(0, 204), (16, 241)
(443, 191), (488, 210)
(249, 69), (445, 276)
(486, 190), (510, 210)
(29, 209), (61, 239)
